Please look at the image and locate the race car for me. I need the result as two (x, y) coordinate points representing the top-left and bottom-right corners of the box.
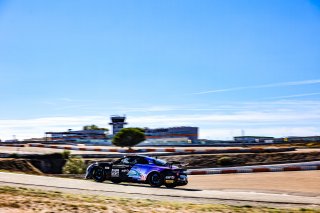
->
(85, 155), (188, 188)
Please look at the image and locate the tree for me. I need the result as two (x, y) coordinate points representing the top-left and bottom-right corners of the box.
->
(83, 125), (108, 131)
(112, 128), (145, 148)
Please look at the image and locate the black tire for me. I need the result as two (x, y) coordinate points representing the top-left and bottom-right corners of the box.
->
(92, 167), (105, 182)
(110, 178), (122, 184)
(148, 172), (163, 187)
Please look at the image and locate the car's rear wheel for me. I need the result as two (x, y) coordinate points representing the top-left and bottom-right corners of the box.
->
(148, 172), (163, 187)
(92, 167), (105, 182)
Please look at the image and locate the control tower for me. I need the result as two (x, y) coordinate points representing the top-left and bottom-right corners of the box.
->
(109, 115), (127, 135)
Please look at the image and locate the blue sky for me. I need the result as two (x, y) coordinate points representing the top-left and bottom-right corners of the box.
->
(0, 0), (320, 140)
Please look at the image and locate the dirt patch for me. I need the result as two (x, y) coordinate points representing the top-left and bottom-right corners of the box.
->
(0, 159), (42, 175)
(0, 186), (318, 213)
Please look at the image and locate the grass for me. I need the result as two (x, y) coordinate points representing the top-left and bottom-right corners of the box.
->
(0, 186), (319, 213)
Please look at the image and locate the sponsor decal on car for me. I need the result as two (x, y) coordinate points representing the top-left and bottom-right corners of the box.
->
(111, 169), (119, 177)
(128, 169), (141, 178)
(121, 169), (130, 173)
(140, 175), (147, 181)
(165, 175), (175, 183)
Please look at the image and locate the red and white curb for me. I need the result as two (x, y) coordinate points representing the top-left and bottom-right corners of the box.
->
(186, 163), (320, 175)
(26, 143), (294, 154)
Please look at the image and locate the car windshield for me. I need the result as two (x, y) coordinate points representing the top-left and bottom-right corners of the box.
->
(153, 158), (168, 166)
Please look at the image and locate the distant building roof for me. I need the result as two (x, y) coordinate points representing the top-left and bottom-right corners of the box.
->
(46, 129), (106, 135)
(234, 136), (274, 139)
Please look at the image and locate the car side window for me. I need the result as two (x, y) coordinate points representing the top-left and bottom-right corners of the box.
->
(121, 157), (130, 165)
(136, 157), (148, 164)
(121, 157), (137, 165)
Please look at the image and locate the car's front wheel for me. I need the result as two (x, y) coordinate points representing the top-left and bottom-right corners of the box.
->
(148, 172), (163, 187)
(92, 167), (105, 182)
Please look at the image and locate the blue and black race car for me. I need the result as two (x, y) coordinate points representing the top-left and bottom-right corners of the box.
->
(85, 155), (188, 188)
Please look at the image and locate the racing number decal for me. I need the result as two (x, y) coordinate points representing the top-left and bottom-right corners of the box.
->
(121, 169), (130, 174)
(111, 169), (119, 177)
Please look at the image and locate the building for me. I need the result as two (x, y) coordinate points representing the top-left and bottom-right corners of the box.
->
(145, 126), (198, 143)
(44, 116), (199, 144)
(23, 137), (47, 142)
(45, 129), (109, 143)
(285, 136), (320, 143)
(109, 115), (127, 135)
(234, 136), (274, 143)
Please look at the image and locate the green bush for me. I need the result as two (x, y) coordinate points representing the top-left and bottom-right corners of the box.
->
(217, 156), (234, 166)
(61, 150), (71, 159)
(62, 156), (86, 174)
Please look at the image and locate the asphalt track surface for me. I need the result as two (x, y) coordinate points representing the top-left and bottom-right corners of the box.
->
(186, 171), (320, 196)
(0, 171), (319, 208)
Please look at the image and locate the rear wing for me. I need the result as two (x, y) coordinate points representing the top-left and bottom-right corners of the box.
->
(168, 161), (188, 168)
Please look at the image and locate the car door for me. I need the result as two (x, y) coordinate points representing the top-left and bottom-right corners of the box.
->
(111, 156), (136, 180)
(127, 157), (151, 182)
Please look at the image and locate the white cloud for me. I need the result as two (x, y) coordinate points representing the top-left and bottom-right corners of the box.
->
(119, 100), (320, 113)
(128, 112), (319, 124)
(241, 127), (320, 137)
(262, 92), (320, 100)
(0, 116), (107, 140)
(200, 127), (320, 140)
(192, 79), (320, 95)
